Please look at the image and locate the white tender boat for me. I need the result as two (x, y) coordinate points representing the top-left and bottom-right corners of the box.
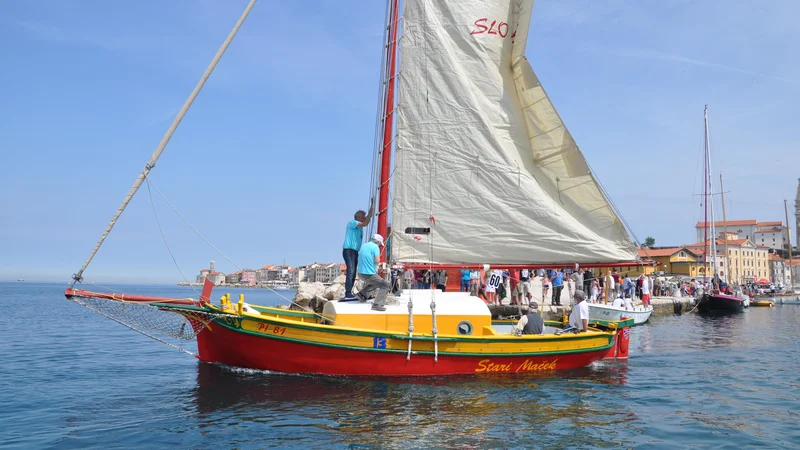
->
(588, 303), (653, 325)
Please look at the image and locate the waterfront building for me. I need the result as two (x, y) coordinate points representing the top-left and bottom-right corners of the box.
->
(768, 253), (790, 286)
(207, 272), (225, 285)
(754, 222), (789, 251)
(226, 271), (242, 285)
(294, 265), (307, 283)
(683, 242), (728, 281)
(304, 263), (344, 284)
(689, 237), (769, 285)
(241, 269), (257, 286)
(696, 220), (789, 251)
(257, 265), (274, 283)
(196, 268), (210, 284)
(635, 247), (703, 277)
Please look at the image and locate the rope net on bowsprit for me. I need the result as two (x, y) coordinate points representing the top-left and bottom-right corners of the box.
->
(67, 295), (226, 340)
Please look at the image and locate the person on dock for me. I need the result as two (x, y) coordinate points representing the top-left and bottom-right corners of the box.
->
(356, 234), (390, 311)
(514, 302), (544, 335)
(469, 268), (481, 296)
(422, 270), (432, 289)
(590, 278), (600, 303)
(515, 267), (533, 306)
(623, 273), (634, 299)
(486, 268), (503, 306)
(568, 290), (589, 332)
(641, 274), (652, 307)
(403, 267), (414, 290)
(583, 269), (593, 295)
(604, 270), (615, 305)
(435, 269), (448, 292)
(612, 269), (621, 297)
(342, 200), (374, 301)
(572, 269), (584, 301)
(460, 268), (471, 292)
(542, 271), (551, 302)
(551, 269), (564, 306)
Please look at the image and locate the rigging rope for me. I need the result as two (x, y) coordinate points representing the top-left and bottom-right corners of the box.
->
(145, 177), (199, 297)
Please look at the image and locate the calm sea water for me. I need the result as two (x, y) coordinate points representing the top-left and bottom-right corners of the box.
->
(1, 282), (798, 449)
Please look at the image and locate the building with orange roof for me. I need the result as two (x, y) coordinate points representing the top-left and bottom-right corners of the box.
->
(206, 271), (225, 286)
(696, 219), (789, 252)
(634, 246), (706, 277)
(688, 234), (769, 284)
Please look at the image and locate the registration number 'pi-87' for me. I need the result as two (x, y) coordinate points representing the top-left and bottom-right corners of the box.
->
(256, 322), (286, 335)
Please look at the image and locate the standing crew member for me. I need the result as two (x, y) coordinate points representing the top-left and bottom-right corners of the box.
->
(342, 199), (374, 301)
(356, 234), (390, 311)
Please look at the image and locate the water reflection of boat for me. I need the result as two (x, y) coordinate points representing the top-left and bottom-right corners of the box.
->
(191, 361), (629, 439)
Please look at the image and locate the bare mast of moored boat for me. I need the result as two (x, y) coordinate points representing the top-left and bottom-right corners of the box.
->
(703, 105), (719, 288)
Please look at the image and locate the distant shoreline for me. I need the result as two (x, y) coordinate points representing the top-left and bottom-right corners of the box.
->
(177, 283), (297, 290)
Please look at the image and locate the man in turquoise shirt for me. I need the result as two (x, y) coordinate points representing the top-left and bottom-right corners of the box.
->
(356, 234), (390, 311)
(342, 200), (374, 300)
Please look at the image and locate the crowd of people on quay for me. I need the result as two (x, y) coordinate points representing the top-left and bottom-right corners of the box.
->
(385, 266), (673, 308)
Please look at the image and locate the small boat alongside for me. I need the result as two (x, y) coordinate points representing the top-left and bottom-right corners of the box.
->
(750, 299), (775, 307)
(588, 302), (653, 325)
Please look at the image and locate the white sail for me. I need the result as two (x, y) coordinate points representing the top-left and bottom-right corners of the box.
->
(391, 0), (637, 264)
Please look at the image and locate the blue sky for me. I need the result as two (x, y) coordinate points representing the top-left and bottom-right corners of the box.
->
(1, 0), (798, 283)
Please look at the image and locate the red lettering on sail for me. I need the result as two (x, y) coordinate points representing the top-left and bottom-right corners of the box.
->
(497, 22), (508, 38)
(470, 18), (488, 35)
(470, 19), (509, 38)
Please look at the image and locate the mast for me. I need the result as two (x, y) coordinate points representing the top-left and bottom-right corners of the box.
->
(71, 0), (257, 285)
(720, 172), (729, 285)
(704, 105), (718, 287)
(703, 106), (710, 282)
(786, 199), (795, 289)
(377, 0), (400, 253)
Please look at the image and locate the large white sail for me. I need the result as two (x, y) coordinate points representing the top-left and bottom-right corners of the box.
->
(391, 0), (638, 264)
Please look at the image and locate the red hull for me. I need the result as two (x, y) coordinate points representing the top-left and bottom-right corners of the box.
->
(196, 322), (619, 376)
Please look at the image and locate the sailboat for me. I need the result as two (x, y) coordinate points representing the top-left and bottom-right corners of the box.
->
(694, 106), (745, 314)
(64, 0), (641, 376)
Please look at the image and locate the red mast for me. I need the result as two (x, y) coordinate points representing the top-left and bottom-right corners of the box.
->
(377, 0), (399, 256)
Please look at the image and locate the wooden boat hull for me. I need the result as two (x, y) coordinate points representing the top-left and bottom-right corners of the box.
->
(696, 293), (745, 313)
(193, 313), (630, 376)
